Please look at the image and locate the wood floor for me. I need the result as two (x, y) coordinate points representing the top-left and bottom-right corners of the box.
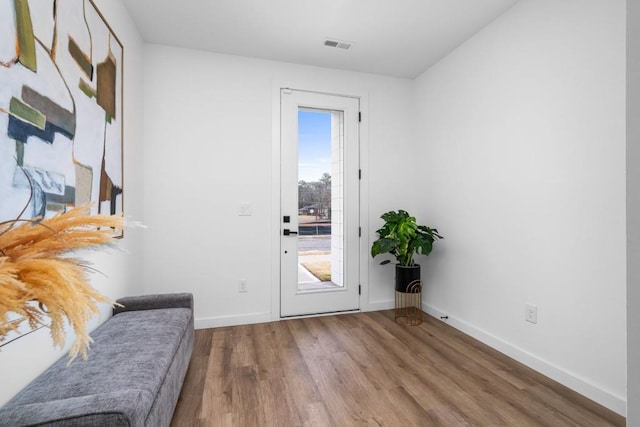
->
(171, 310), (625, 426)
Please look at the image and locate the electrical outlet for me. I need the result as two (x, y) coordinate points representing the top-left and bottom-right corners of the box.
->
(238, 203), (252, 216)
(239, 279), (248, 293)
(525, 304), (537, 324)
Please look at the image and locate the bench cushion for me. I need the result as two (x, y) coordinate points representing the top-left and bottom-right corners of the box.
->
(0, 307), (192, 426)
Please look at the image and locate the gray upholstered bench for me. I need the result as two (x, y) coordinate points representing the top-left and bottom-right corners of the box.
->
(0, 293), (194, 426)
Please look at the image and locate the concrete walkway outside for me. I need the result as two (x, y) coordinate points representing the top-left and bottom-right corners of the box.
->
(298, 250), (340, 290)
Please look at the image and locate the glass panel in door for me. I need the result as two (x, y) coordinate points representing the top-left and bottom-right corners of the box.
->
(297, 109), (343, 292)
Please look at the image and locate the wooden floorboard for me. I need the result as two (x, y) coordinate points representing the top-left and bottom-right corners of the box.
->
(171, 310), (625, 426)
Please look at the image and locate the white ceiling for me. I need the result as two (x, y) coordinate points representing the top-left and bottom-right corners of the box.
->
(121, 0), (519, 79)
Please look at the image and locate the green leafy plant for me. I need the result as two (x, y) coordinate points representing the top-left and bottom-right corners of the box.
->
(371, 210), (442, 266)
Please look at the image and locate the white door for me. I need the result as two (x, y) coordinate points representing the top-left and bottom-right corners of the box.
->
(280, 89), (360, 317)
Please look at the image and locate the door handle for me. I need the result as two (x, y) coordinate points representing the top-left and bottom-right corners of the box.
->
(283, 229), (298, 236)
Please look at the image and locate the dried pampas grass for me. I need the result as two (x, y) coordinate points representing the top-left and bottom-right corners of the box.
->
(0, 205), (123, 362)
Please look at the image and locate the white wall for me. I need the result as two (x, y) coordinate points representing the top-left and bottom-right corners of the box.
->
(628, 0), (640, 423)
(0, 0), (145, 406)
(142, 45), (414, 326)
(413, 0), (626, 414)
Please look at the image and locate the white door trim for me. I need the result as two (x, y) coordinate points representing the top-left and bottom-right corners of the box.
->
(271, 80), (370, 321)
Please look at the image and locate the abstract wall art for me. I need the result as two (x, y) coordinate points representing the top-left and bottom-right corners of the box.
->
(0, 0), (123, 224)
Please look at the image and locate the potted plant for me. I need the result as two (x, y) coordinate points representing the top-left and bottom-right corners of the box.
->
(371, 210), (443, 293)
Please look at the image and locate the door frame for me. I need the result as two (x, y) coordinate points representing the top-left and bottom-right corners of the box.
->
(271, 80), (370, 321)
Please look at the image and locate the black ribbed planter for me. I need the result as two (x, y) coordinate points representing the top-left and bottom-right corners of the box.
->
(395, 264), (421, 293)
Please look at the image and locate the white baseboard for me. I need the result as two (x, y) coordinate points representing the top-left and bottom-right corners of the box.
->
(423, 304), (626, 416)
(365, 300), (394, 312)
(195, 312), (272, 329)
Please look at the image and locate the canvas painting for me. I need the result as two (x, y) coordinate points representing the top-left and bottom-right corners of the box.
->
(0, 0), (123, 224)
(0, 0), (123, 345)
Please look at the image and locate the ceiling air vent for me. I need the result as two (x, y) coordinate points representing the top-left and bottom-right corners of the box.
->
(324, 39), (352, 50)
